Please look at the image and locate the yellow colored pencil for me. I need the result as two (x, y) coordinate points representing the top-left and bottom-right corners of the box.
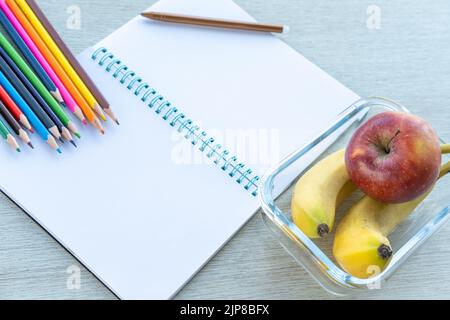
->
(14, 0), (107, 121)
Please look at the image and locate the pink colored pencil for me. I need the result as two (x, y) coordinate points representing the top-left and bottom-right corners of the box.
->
(0, 0), (86, 124)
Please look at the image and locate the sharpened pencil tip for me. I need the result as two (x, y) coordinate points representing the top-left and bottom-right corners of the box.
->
(115, 119), (120, 125)
(51, 89), (64, 104)
(30, 128), (35, 133)
(57, 148), (62, 154)
(59, 137), (65, 143)
(101, 114), (107, 122)
(16, 148), (21, 153)
(82, 119), (88, 125)
(74, 132), (81, 139)
(70, 140), (77, 148)
(27, 142), (34, 149)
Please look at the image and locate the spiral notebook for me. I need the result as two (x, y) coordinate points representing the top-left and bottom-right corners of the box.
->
(0, 0), (358, 299)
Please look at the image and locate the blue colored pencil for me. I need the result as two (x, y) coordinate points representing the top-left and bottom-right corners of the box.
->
(0, 69), (60, 152)
(0, 48), (61, 141)
(0, 7), (63, 103)
(0, 45), (76, 146)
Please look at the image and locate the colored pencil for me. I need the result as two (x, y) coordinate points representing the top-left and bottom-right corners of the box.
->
(25, 0), (118, 124)
(0, 0), (85, 124)
(141, 11), (289, 34)
(0, 69), (60, 152)
(0, 99), (32, 147)
(0, 84), (32, 131)
(0, 46), (77, 146)
(6, 0), (104, 134)
(14, 0), (107, 121)
(0, 6), (62, 103)
(0, 52), (62, 142)
(0, 31), (80, 139)
(0, 115), (20, 151)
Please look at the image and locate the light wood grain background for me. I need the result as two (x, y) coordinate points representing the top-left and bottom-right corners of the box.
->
(0, 0), (449, 299)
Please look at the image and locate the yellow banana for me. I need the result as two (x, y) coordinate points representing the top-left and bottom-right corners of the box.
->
(291, 149), (356, 238)
(333, 161), (450, 279)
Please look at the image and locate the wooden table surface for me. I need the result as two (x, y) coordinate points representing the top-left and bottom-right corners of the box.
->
(1, 0), (449, 300)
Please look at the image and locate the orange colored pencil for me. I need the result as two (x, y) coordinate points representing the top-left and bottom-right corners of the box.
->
(5, 0), (104, 134)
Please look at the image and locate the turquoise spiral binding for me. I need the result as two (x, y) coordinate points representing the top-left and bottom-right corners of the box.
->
(91, 47), (260, 196)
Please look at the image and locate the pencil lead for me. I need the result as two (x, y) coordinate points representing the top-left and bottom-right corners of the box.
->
(82, 119), (88, 125)
(74, 132), (81, 139)
(59, 137), (65, 143)
(100, 114), (107, 122)
(56, 148), (62, 154)
(16, 148), (21, 153)
(70, 140), (77, 148)
(27, 142), (34, 149)
(30, 128), (35, 133)
(104, 108), (119, 124)
(93, 117), (105, 135)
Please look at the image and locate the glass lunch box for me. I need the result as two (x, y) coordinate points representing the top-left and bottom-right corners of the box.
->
(259, 97), (450, 295)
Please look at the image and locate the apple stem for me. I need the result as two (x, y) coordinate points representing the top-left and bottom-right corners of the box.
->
(385, 129), (401, 154)
(441, 144), (450, 154)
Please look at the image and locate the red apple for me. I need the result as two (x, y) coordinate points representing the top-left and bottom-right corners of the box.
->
(345, 111), (441, 203)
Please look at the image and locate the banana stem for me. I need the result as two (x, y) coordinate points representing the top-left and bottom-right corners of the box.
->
(442, 144), (450, 154)
(380, 161), (449, 236)
(440, 160), (450, 178)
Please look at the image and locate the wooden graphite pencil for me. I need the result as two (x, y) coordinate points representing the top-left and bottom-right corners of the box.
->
(25, 0), (119, 124)
(0, 114), (20, 151)
(5, 0), (104, 134)
(0, 6), (62, 103)
(0, 99), (32, 147)
(0, 0), (86, 124)
(0, 51), (63, 142)
(0, 46), (77, 146)
(0, 30), (80, 139)
(0, 84), (32, 131)
(0, 69), (60, 152)
(14, 0), (108, 122)
(141, 11), (289, 34)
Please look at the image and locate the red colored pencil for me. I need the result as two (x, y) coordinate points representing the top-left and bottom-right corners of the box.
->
(0, 84), (32, 131)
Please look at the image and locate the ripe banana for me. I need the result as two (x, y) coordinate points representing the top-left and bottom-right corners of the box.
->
(333, 161), (450, 279)
(291, 149), (356, 238)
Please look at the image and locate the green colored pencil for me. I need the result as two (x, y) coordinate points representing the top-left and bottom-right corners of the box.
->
(0, 116), (20, 152)
(0, 31), (80, 137)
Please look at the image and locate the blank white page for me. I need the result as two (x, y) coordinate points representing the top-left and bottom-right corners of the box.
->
(0, 0), (358, 299)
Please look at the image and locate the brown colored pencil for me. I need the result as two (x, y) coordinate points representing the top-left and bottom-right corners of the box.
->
(141, 12), (289, 34)
(25, 0), (119, 125)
